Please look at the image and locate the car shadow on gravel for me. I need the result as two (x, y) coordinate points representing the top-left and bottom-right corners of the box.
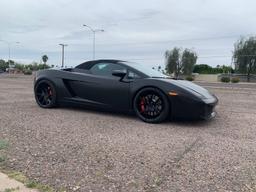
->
(170, 118), (216, 127)
(59, 104), (215, 128)
(61, 105), (136, 119)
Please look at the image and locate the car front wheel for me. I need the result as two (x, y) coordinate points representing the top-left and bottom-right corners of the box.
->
(133, 88), (170, 123)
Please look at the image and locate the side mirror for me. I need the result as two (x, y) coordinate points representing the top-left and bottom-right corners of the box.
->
(112, 70), (127, 80)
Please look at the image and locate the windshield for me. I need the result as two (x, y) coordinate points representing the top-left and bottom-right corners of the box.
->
(123, 62), (168, 78)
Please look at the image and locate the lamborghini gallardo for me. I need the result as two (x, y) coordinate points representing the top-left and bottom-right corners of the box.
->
(34, 60), (218, 123)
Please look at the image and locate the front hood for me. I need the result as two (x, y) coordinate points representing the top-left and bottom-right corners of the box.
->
(160, 78), (214, 99)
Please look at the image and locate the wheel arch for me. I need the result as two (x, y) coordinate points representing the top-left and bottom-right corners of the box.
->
(34, 77), (57, 91)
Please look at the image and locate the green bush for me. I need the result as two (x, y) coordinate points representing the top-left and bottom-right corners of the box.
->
(23, 69), (32, 75)
(221, 76), (230, 83)
(186, 76), (194, 81)
(231, 77), (240, 83)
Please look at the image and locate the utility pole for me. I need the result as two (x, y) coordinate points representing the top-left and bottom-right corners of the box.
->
(83, 24), (104, 60)
(59, 44), (68, 68)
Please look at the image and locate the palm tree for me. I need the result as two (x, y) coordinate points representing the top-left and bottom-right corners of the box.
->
(42, 55), (48, 64)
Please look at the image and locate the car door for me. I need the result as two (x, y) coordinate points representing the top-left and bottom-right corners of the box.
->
(71, 62), (131, 110)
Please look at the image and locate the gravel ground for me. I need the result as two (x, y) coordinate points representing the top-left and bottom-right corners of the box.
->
(0, 74), (256, 192)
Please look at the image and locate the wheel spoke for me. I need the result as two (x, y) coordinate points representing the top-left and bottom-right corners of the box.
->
(137, 92), (163, 119)
(38, 95), (44, 101)
(41, 98), (46, 105)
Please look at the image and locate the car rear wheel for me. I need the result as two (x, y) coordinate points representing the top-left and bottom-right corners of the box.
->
(34, 80), (57, 108)
(133, 88), (170, 123)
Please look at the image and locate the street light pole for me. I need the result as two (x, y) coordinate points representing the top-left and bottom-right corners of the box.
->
(93, 31), (96, 59)
(83, 24), (104, 60)
(59, 44), (68, 68)
(8, 43), (10, 72)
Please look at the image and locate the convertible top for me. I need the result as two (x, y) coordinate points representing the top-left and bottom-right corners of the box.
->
(76, 59), (125, 70)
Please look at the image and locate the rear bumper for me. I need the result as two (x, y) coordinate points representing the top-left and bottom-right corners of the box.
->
(170, 95), (218, 120)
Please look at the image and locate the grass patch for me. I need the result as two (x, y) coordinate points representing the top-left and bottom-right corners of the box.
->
(0, 139), (8, 164)
(26, 180), (38, 188)
(26, 180), (54, 192)
(7, 171), (27, 183)
(0, 155), (7, 163)
(0, 140), (9, 150)
(3, 187), (19, 192)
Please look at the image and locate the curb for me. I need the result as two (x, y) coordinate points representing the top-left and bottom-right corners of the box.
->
(0, 172), (38, 192)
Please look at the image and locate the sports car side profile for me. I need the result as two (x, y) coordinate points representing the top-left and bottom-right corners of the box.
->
(34, 59), (218, 123)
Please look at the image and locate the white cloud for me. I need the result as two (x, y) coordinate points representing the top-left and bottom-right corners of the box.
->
(0, 0), (256, 67)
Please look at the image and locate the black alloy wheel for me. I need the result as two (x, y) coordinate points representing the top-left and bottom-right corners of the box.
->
(35, 80), (57, 108)
(133, 88), (169, 123)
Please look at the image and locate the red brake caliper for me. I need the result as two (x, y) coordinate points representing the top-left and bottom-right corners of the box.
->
(48, 87), (52, 96)
(140, 97), (145, 112)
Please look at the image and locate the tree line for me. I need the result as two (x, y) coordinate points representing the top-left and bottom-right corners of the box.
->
(0, 55), (51, 72)
(0, 60), (51, 72)
(193, 64), (233, 74)
(165, 36), (256, 81)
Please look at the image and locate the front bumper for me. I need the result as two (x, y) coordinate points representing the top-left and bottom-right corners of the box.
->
(204, 111), (217, 120)
(200, 99), (218, 120)
(169, 95), (218, 120)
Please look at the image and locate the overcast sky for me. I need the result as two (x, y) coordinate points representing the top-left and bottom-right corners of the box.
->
(0, 0), (256, 68)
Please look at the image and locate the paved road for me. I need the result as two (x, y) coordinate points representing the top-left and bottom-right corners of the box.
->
(0, 75), (256, 192)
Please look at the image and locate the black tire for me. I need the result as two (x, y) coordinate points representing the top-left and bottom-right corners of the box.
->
(34, 79), (57, 108)
(133, 87), (170, 123)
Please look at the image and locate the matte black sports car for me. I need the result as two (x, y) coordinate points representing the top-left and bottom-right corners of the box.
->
(34, 60), (218, 123)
